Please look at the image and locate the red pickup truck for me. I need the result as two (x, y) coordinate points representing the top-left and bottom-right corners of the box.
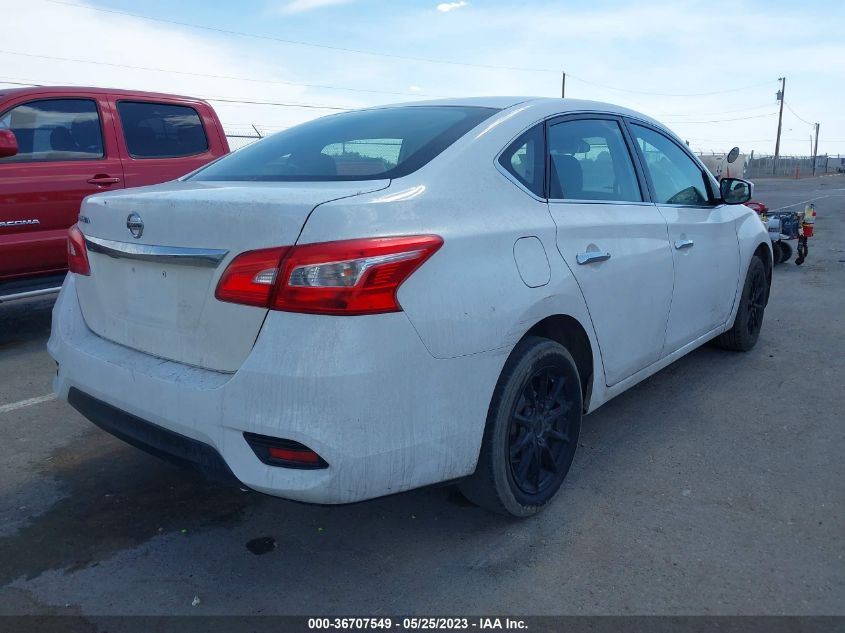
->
(0, 86), (229, 301)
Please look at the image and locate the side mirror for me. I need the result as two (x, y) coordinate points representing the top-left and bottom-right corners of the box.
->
(720, 177), (753, 205)
(0, 129), (18, 159)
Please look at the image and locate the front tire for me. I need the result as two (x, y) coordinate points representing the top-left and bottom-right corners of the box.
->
(714, 256), (768, 352)
(459, 336), (582, 517)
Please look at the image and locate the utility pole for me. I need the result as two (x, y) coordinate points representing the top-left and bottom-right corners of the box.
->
(812, 123), (820, 176)
(561, 72), (566, 98)
(773, 77), (786, 174)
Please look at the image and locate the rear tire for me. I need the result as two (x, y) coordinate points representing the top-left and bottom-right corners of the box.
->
(459, 336), (582, 517)
(713, 256), (767, 352)
(779, 240), (793, 264)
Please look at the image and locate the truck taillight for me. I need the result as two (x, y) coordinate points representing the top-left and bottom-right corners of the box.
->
(216, 236), (442, 315)
(67, 225), (90, 276)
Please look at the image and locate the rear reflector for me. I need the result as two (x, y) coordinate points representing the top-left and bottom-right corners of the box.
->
(244, 432), (328, 469)
(67, 225), (91, 276)
(216, 235), (442, 315)
(268, 446), (321, 464)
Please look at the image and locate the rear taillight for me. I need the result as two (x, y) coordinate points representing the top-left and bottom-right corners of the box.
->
(216, 235), (442, 315)
(214, 246), (289, 307)
(67, 225), (90, 276)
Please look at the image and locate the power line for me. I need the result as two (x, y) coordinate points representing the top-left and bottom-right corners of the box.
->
(45, 0), (776, 99)
(662, 112), (778, 124)
(224, 123), (288, 129)
(652, 103), (775, 118)
(0, 49), (450, 99)
(45, 0), (559, 74)
(783, 101), (814, 126)
(567, 74), (774, 98)
(0, 78), (786, 125)
(0, 77), (350, 110)
(208, 96), (347, 110)
(686, 137), (807, 143)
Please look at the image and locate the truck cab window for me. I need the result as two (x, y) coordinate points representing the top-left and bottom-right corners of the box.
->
(0, 99), (103, 162)
(117, 101), (208, 159)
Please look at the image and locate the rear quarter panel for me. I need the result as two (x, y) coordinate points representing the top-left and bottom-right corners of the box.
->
(297, 107), (603, 390)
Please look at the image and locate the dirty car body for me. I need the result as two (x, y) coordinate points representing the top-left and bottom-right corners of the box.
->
(49, 97), (772, 513)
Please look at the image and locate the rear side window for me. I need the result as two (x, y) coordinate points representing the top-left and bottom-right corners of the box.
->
(0, 98), (103, 162)
(118, 101), (208, 159)
(547, 119), (642, 202)
(190, 106), (499, 182)
(499, 125), (544, 197)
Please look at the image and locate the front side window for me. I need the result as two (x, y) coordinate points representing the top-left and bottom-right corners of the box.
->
(547, 118), (642, 202)
(0, 98), (103, 162)
(117, 101), (208, 159)
(499, 124), (544, 197)
(630, 124), (711, 205)
(190, 106), (499, 182)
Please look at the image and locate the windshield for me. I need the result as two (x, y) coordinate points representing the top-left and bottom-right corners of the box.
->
(190, 105), (499, 182)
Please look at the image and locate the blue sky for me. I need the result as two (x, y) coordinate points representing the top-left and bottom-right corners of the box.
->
(4, 0), (844, 155)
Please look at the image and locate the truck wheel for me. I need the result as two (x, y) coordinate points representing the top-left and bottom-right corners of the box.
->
(459, 336), (582, 517)
(714, 256), (767, 352)
(779, 241), (793, 264)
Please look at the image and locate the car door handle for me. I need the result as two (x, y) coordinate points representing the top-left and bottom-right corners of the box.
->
(674, 239), (695, 250)
(576, 250), (611, 265)
(87, 176), (121, 185)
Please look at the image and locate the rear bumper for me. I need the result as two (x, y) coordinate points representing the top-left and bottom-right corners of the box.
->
(48, 275), (504, 504)
(67, 387), (240, 486)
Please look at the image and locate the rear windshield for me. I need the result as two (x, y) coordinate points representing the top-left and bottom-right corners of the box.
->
(190, 106), (499, 182)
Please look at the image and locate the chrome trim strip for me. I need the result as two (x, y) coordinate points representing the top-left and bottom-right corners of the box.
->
(84, 236), (228, 268)
(0, 287), (62, 302)
(549, 198), (655, 207)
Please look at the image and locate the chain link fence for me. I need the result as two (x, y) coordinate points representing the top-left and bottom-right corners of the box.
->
(223, 125), (286, 151)
(698, 151), (845, 180)
(744, 155), (844, 179)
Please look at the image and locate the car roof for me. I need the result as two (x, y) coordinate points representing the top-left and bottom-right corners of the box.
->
(378, 96), (661, 125)
(0, 85), (209, 104)
(383, 96), (535, 109)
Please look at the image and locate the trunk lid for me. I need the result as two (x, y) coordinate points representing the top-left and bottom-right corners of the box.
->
(75, 180), (388, 372)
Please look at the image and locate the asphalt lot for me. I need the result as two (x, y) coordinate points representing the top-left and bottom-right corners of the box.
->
(0, 175), (843, 617)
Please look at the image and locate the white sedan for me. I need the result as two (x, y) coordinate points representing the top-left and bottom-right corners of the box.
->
(49, 97), (771, 516)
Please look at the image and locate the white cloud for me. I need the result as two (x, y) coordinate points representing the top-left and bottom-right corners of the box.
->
(0, 0), (364, 133)
(1, 0), (840, 155)
(409, 85), (422, 92)
(279, 0), (352, 14)
(436, 1), (469, 13)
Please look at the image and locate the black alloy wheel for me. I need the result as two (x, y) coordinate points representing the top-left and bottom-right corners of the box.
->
(459, 336), (583, 516)
(508, 366), (576, 496)
(746, 261), (767, 338)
